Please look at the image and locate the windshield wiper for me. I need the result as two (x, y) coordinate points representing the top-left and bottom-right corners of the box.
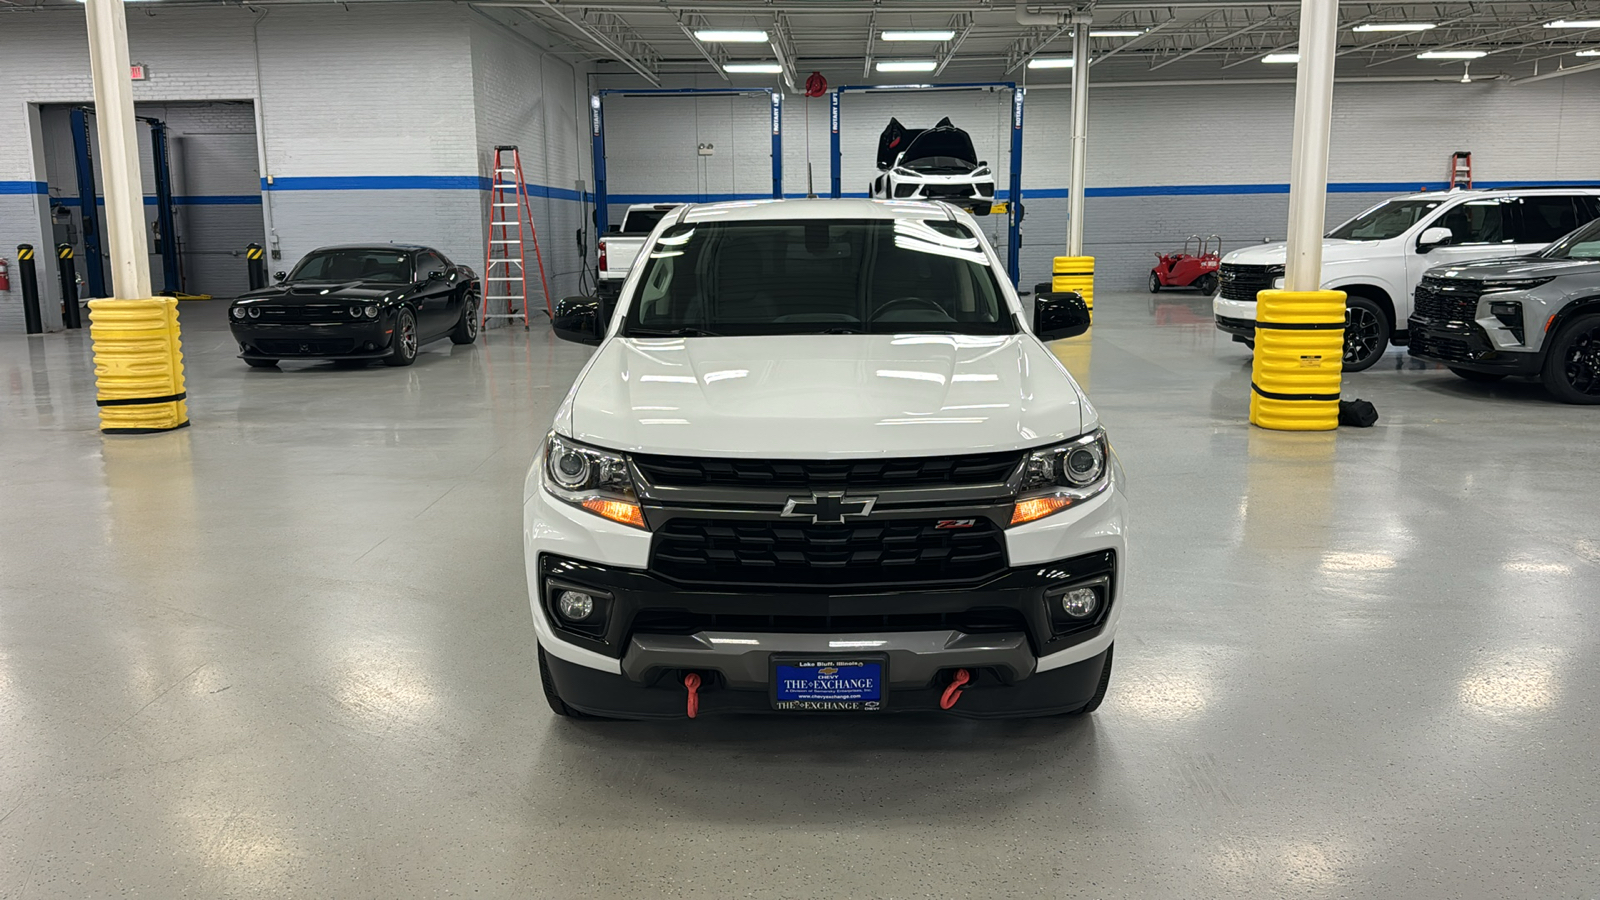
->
(627, 327), (720, 337)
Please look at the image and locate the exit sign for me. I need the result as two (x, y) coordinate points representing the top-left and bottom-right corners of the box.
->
(130, 64), (148, 81)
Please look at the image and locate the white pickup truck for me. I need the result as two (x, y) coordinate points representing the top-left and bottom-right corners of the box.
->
(527, 198), (1126, 721)
(596, 204), (679, 302)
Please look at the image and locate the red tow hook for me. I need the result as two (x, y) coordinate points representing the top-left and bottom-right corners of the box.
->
(940, 668), (972, 710)
(683, 672), (702, 719)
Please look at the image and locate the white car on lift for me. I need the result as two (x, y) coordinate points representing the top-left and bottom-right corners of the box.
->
(524, 198), (1124, 721)
(869, 117), (997, 216)
(1213, 187), (1600, 370)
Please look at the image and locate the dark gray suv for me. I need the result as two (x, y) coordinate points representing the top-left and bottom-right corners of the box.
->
(1409, 217), (1600, 404)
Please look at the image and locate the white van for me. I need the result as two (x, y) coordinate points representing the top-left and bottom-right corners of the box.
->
(1213, 188), (1600, 370)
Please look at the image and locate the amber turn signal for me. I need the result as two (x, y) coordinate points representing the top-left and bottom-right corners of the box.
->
(1010, 495), (1073, 526)
(582, 497), (647, 529)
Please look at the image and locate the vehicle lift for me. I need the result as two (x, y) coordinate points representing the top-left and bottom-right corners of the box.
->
(69, 107), (207, 300)
(830, 82), (1025, 285)
(590, 88), (783, 236)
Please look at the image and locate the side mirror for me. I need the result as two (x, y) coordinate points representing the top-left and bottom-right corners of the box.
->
(1034, 291), (1091, 341)
(552, 295), (603, 345)
(274, 271), (286, 282)
(427, 269), (445, 281)
(606, 224), (622, 234)
(1417, 226), (1454, 252)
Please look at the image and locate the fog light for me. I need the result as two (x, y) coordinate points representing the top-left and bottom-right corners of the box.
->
(1061, 587), (1098, 618)
(557, 590), (595, 621)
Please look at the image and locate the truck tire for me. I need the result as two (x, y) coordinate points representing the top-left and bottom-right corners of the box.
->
(1540, 312), (1600, 404)
(1342, 296), (1390, 373)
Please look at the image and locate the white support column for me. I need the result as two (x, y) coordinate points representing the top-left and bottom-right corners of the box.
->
(1283, 0), (1338, 291)
(1066, 20), (1091, 257)
(84, 0), (151, 301)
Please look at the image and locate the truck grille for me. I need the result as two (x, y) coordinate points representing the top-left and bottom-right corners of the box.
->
(1413, 277), (1482, 324)
(1218, 263), (1278, 302)
(632, 451), (1022, 490)
(649, 517), (1008, 589)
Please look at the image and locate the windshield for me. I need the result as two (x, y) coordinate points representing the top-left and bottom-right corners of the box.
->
(289, 249), (412, 284)
(1326, 199), (1444, 241)
(622, 218), (1014, 337)
(1540, 218), (1600, 260)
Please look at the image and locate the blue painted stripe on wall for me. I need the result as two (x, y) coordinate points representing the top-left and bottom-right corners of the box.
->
(264, 175), (485, 191)
(56, 195), (262, 207)
(0, 181), (49, 195)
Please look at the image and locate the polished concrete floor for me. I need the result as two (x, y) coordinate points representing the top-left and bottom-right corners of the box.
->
(1, 291), (1596, 898)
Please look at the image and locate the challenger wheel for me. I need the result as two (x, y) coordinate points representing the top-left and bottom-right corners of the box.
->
(384, 309), (419, 367)
(1541, 313), (1600, 404)
(1342, 296), (1390, 373)
(450, 293), (479, 345)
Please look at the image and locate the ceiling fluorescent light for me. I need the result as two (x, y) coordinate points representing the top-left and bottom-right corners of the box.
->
(1354, 23), (1437, 32)
(1262, 53), (1300, 63)
(1027, 57), (1075, 68)
(1576, 49), (1600, 56)
(723, 62), (784, 73)
(695, 30), (769, 42)
(1545, 20), (1600, 28)
(1418, 49), (1487, 59)
(876, 60), (938, 72)
(881, 30), (956, 41)
(1090, 29), (1144, 37)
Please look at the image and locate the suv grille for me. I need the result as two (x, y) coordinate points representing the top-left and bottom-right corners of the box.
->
(649, 517), (1008, 589)
(632, 451), (1022, 490)
(1408, 329), (1476, 363)
(1219, 263), (1278, 302)
(1413, 277), (1482, 324)
(631, 607), (1028, 636)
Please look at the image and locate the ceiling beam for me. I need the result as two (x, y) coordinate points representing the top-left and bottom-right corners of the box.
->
(534, 0), (661, 84)
(1148, 12), (1293, 71)
(863, 9), (877, 78)
(675, 11), (730, 80)
(1512, 56), (1600, 82)
(1089, 17), (1173, 66)
(935, 14), (976, 76)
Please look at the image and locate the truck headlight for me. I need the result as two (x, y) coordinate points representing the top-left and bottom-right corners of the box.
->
(543, 434), (647, 529)
(1010, 430), (1111, 526)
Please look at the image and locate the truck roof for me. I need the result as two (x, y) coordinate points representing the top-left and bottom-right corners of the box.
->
(679, 197), (956, 224)
(1391, 186), (1600, 201)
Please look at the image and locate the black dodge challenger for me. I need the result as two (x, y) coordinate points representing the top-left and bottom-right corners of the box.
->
(229, 244), (479, 368)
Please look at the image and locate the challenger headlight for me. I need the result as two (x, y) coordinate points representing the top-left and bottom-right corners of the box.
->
(543, 434), (646, 529)
(1010, 430), (1112, 526)
(364, 305), (378, 318)
(248, 306), (262, 319)
(231, 306), (246, 320)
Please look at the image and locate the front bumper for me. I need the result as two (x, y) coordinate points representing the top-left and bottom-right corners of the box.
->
(230, 321), (397, 360)
(1406, 316), (1541, 375)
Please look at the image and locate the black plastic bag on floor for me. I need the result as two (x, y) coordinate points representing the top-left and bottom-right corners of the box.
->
(1339, 398), (1379, 427)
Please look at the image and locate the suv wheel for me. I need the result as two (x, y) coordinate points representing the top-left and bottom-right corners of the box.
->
(1541, 312), (1600, 404)
(1342, 297), (1390, 372)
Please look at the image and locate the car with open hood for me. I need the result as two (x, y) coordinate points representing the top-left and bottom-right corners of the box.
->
(524, 198), (1124, 721)
(229, 243), (479, 368)
(869, 117), (997, 215)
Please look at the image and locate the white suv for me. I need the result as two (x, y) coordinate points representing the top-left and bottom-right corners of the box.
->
(1213, 188), (1600, 370)
(525, 199), (1126, 720)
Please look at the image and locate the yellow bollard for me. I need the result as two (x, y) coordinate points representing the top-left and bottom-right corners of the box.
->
(1052, 256), (1095, 317)
(88, 297), (189, 434)
(1249, 289), (1344, 431)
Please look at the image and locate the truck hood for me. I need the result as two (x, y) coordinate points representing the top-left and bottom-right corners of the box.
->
(1429, 255), (1595, 279)
(1222, 239), (1374, 266)
(555, 333), (1092, 459)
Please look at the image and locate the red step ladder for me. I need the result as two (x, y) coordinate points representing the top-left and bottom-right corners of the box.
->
(483, 145), (552, 330)
(1448, 151), (1472, 190)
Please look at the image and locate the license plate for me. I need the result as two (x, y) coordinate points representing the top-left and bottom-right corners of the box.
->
(770, 657), (886, 712)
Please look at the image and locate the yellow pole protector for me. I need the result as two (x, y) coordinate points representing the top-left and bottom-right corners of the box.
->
(1249, 288), (1345, 431)
(88, 297), (189, 434)
(1051, 256), (1095, 315)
